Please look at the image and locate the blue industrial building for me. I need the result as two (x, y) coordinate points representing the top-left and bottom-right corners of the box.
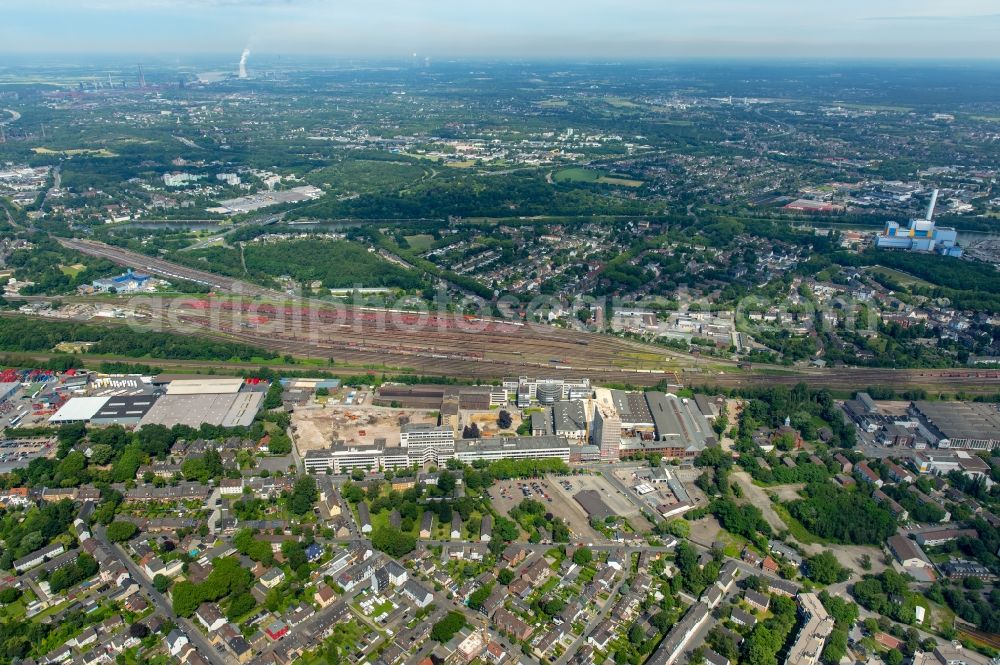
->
(876, 189), (962, 257)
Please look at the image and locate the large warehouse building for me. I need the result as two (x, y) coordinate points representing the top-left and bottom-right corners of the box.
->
(165, 377), (246, 395)
(374, 384), (504, 411)
(50, 396), (115, 424)
(51, 376), (266, 428)
(910, 401), (1000, 450)
(138, 391), (265, 428)
(642, 392), (716, 456)
(91, 395), (159, 426)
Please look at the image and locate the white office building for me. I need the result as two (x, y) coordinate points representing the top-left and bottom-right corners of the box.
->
(453, 436), (570, 464)
(400, 425), (456, 466)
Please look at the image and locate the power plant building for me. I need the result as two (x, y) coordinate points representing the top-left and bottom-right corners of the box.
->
(876, 189), (962, 257)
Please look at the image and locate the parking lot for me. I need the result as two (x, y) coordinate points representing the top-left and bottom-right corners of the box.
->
(0, 437), (57, 473)
(549, 473), (654, 532)
(489, 477), (604, 543)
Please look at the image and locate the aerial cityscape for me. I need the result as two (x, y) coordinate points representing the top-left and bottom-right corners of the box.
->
(1, 4), (1000, 665)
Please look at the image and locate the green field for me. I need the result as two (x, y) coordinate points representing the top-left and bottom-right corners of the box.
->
(604, 96), (640, 108)
(870, 265), (935, 288)
(599, 175), (644, 187)
(304, 158), (427, 194)
(836, 102), (913, 113)
(403, 234), (435, 251)
(553, 167), (643, 188)
(32, 147), (117, 157)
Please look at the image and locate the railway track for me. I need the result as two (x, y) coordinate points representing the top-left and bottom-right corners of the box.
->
(958, 625), (1000, 651)
(55, 238), (1000, 393)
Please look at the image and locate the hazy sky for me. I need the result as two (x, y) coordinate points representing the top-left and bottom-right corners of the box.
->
(2, 0), (1000, 59)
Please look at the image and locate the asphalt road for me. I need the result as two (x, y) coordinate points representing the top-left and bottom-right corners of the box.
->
(93, 524), (231, 665)
(554, 573), (626, 665)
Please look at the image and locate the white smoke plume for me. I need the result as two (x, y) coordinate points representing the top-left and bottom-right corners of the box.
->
(239, 48), (250, 78)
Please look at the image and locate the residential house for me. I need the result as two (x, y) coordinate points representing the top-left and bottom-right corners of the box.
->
(765, 578), (798, 598)
(731, 608), (756, 628)
(195, 603), (226, 632)
(855, 461), (883, 487)
(260, 568), (285, 589)
(419, 512), (434, 539)
(521, 559), (551, 586)
(166, 630), (189, 657)
(494, 609), (532, 642)
(357, 502), (372, 534)
(401, 580), (433, 608)
(480, 515), (493, 542)
(314, 585), (336, 609)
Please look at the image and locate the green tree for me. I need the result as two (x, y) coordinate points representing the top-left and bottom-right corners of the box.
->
(106, 521), (139, 542)
(805, 551), (850, 585)
(372, 526), (416, 557)
(262, 381), (283, 409)
(153, 574), (170, 593)
(437, 471), (456, 494)
(227, 592), (256, 620)
(289, 475), (318, 515)
(88, 444), (115, 466)
(112, 444), (144, 482)
(431, 612), (466, 642)
(493, 516), (519, 542)
(171, 581), (202, 617)
(542, 598), (566, 616)
(56, 451), (87, 483)
(572, 547), (593, 566)
(234, 528), (275, 566)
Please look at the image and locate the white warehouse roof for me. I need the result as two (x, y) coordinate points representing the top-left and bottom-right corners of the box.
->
(49, 396), (111, 423)
(166, 378), (244, 395)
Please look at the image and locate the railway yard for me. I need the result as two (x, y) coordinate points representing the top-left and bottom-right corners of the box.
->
(39, 239), (1000, 394)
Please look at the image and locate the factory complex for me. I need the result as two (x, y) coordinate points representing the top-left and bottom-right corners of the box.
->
(47, 376), (268, 428)
(300, 376), (716, 473)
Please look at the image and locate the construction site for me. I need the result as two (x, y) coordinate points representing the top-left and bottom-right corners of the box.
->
(291, 403), (440, 454)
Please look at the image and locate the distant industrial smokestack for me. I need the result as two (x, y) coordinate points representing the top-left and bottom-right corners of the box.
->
(239, 49), (250, 79)
(925, 189), (939, 222)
